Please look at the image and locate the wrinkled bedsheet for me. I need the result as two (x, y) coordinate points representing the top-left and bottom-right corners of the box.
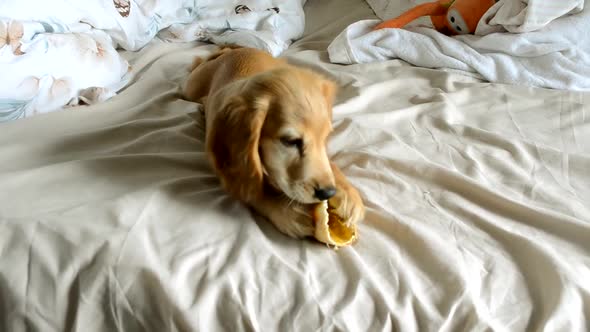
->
(1, 0), (589, 331)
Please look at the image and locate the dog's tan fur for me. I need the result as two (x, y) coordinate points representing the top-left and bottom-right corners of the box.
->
(183, 46), (364, 239)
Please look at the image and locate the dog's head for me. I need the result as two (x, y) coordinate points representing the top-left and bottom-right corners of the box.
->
(208, 66), (337, 204)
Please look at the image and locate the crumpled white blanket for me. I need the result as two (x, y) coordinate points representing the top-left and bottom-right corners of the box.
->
(477, 0), (584, 34)
(328, 0), (590, 91)
(0, 0), (306, 122)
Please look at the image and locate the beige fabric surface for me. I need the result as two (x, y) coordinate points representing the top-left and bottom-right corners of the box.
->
(1, 0), (589, 331)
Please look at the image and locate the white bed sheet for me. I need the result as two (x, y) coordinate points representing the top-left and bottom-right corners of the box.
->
(1, 0), (589, 331)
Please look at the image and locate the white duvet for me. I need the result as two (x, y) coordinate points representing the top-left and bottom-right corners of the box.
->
(0, 0), (305, 122)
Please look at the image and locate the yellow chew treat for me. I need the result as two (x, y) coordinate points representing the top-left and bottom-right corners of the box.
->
(313, 200), (357, 248)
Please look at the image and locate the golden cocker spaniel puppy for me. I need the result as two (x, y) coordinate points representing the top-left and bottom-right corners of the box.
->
(183, 46), (364, 239)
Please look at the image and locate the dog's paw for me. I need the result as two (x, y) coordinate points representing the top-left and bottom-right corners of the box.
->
(331, 181), (365, 227)
(268, 201), (315, 239)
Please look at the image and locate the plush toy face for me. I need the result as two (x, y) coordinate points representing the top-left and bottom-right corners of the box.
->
(444, 0), (496, 35)
(446, 8), (470, 34)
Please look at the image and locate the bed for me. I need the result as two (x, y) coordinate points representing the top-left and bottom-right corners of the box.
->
(1, 0), (589, 331)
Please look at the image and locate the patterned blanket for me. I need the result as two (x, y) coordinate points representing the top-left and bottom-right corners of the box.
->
(0, 0), (306, 122)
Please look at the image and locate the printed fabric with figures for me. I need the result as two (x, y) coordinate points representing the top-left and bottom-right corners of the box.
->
(0, 0), (306, 122)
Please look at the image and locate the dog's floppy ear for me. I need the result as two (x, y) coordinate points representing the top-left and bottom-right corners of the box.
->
(321, 79), (337, 104)
(207, 94), (270, 203)
(321, 79), (337, 118)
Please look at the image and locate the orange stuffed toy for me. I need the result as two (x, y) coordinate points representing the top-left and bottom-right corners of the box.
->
(373, 0), (496, 35)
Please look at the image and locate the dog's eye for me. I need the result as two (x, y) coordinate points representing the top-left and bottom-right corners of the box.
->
(280, 137), (303, 149)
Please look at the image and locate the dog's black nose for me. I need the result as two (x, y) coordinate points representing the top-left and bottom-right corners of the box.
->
(314, 186), (336, 200)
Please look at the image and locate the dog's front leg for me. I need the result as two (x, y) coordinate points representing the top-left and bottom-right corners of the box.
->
(330, 162), (366, 226)
(249, 195), (315, 239)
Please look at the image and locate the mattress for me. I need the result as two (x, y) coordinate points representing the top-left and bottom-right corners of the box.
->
(1, 0), (589, 331)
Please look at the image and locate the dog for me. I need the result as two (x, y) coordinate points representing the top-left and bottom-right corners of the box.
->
(183, 46), (365, 239)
